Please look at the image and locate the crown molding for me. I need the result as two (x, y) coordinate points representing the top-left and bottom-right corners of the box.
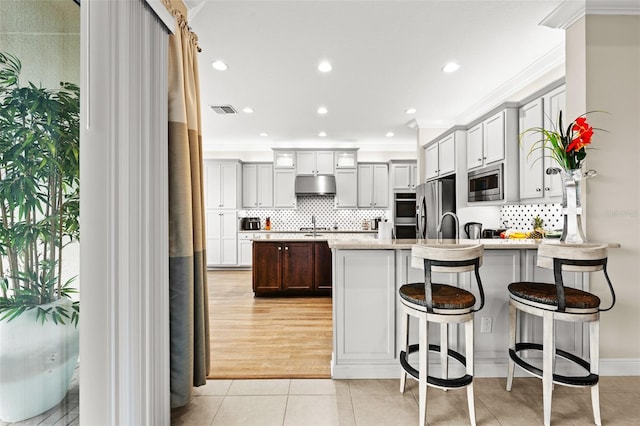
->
(541, 0), (640, 29)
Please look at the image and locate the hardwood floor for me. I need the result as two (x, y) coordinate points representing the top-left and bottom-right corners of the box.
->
(207, 270), (332, 379)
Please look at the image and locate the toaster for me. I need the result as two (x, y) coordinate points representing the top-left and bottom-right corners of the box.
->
(241, 217), (261, 230)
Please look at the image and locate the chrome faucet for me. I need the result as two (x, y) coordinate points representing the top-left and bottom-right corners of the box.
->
(437, 212), (459, 243)
(312, 215), (316, 237)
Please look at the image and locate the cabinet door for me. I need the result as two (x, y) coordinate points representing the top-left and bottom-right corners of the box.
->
(543, 87), (565, 198)
(252, 242), (282, 293)
(335, 168), (358, 208)
(257, 164), (273, 207)
(273, 169), (296, 208)
(314, 242), (332, 290)
(424, 143), (439, 180)
(439, 134), (456, 176)
(410, 163), (418, 189)
(519, 98), (545, 200)
(316, 151), (335, 174)
(282, 242), (314, 290)
(296, 152), (316, 174)
(242, 164), (258, 208)
(357, 165), (373, 207)
(483, 111), (505, 165)
(220, 211), (238, 265)
(274, 151), (295, 168)
(206, 210), (221, 265)
(238, 239), (253, 266)
(205, 162), (222, 209)
(219, 163), (238, 209)
(391, 164), (411, 190)
(335, 151), (357, 168)
(372, 164), (388, 208)
(466, 123), (484, 170)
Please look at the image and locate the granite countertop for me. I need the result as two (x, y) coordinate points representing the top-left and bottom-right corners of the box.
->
(240, 229), (377, 234)
(327, 238), (621, 250)
(252, 232), (378, 242)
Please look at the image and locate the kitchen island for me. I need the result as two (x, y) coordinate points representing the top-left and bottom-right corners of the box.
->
(251, 232), (376, 296)
(327, 238), (619, 379)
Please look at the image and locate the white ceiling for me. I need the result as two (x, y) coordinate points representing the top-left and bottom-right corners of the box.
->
(187, 1), (566, 152)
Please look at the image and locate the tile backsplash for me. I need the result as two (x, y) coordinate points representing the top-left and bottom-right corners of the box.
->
(500, 203), (562, 231)
(239, 195), (389, 231)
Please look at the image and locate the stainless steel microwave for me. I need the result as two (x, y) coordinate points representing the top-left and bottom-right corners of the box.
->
(468, 164), (503, 202)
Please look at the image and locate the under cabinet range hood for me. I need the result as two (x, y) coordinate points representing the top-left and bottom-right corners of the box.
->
(295, 175), (336, 195)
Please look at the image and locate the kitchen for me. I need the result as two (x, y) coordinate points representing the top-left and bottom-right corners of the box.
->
(192, 0), (638, 378)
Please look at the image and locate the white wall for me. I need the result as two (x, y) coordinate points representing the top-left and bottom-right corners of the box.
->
(568, 15), (640, 360)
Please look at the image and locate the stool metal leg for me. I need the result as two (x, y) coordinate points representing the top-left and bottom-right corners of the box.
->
(400, 311), (409, 393)
(465, 318), (476, 426)
(506, 302), (516, 391)
(590, 319), (601, 426)
(441, 323), (449, 382)
(542, 311), (555, 426)
(419, 317), (428, 426)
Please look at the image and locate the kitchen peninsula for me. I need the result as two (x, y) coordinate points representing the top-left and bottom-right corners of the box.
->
(328, 238), (619, 379)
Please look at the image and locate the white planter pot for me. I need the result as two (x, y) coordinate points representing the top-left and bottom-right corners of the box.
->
(0, 298), (79, 422)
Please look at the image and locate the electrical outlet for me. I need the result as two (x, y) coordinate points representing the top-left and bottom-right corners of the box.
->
(480, 317), (493, 333)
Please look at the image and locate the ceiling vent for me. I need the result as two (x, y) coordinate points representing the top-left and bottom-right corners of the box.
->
(210, 105), (238, 115)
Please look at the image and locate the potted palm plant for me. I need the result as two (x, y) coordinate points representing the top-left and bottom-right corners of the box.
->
(0, 52), (80, 422)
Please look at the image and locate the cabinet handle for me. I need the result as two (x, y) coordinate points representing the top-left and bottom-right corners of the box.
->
(536, 188), (542, 192)
(544, 187), (550, 191)
(483, 156), (487, 160)
(477, 158), (482, 162)
(285, 246), (289, 251)
(278, 246), (282, 250)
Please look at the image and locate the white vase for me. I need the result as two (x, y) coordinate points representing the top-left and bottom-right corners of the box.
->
(0, 298), (79, 422)
(560, 168), (586, 243)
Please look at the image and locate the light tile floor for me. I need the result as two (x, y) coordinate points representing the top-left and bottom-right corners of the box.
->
(171, 376), (640, 425)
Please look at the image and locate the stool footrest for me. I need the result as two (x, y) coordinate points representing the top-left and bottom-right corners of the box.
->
(400, 343), (473, 388)
(509, 343), (599, 386)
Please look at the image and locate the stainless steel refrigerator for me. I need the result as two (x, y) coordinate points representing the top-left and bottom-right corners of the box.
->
(416, 177), (456, 239)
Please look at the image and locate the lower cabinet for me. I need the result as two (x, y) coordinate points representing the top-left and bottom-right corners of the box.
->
(238, 233), (254, 266)
(252, 241), (331, 295)
(206, 210), (238, 266)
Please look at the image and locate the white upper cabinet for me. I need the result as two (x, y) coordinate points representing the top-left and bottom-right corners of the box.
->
(467, 111), (505, 170)
(296, 151), (334, 175)
(273, 168), (297, 208)
(391, 161), (417, 190)
(206, 210), (238, 266)
(358, 163), (388, 208)
(205, 161), (238, 209)
(335, 151), (358, 169)
(242, 163), (273, 208)
(273, 151), (296, 168)
(425, 133), (456, 180)
(519, 85), (564, 201)
(335, 168), (358, 208)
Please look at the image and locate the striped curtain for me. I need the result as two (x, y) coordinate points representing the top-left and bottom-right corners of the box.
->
(165, 6), (210, 408)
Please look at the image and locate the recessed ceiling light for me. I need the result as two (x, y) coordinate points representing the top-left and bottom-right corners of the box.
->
(318, 131), (327, 137)
(442, 62), (460, 73)
(318, 61), (333, 73)
(242, 107), (254, 114)
(386, 132), (394, 137)
(317, 106), (328, 115)
(211, 60), (228, 71)
(405, 108), (417, 115)
(259, 132), (269, 137)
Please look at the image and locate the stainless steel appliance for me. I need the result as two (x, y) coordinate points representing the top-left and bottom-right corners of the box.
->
(240, 217), (261, 230)
(416, 177), (456, 239)
(294, 175), (336, 195)
(393, 192), (417, 239)
(468, 164), (503, 202)
(464, 222), (482, 239)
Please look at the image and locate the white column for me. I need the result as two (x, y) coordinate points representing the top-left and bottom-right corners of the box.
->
(80, 0), (172, 424)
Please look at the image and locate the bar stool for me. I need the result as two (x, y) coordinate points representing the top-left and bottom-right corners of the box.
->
(399, 243), (485, 426)
(506, 243), (616, 426)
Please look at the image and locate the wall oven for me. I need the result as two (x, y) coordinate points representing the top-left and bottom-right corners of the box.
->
(394, 192), (417, 239)
(468, 164), (503, 202)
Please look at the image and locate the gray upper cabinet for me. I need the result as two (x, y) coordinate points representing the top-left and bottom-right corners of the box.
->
(358, 163), (388, 208)
(205, 160), (239, 209)
(296, 151), (334, 175)
(467, 111), (505, 171)
(242, 163), (273, 208)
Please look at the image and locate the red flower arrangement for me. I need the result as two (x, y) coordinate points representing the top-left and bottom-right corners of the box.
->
(522, 111), (602, 171)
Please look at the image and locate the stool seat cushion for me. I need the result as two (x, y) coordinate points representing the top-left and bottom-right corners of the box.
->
(508, 282), (600, 309)
(399, 283), (475, 310)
